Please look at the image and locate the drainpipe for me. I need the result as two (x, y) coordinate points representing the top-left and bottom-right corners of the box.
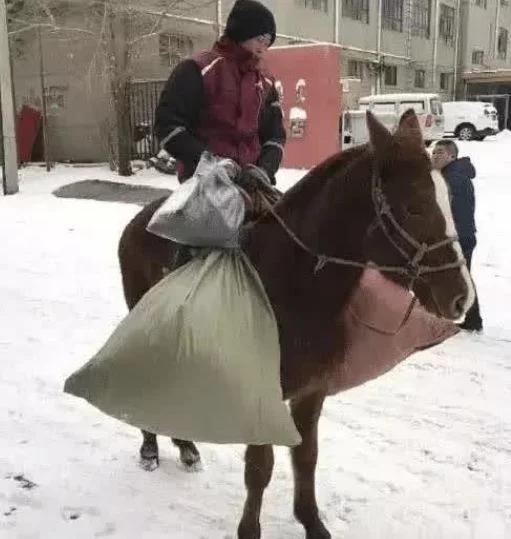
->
(216, 0), (222, 38)
(452, 0), (461, 100)
(38, 27), (51, 172)
(494, 0), (501, 62)
(432, 0), (440, 88)
(376, 0), (382, 93)
(334, 0), (340, 44)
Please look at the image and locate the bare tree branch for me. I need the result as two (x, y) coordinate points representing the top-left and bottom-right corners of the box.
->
(8, 23), (96, 37)
(86, 0), (110, 80)
(127, 0), (179, 46)
(7, 0), (215, 176)
(36, 0), (56, 27)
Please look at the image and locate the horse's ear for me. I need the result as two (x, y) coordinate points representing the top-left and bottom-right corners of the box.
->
(366, 111), (392, 157)
(397, 109), (423, 145)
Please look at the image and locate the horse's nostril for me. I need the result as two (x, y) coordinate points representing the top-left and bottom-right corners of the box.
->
(452, 295), (467, 319)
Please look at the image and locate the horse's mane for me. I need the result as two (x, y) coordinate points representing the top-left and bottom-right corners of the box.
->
(246, 145), (374, 252)
(277, 145), (371, 210)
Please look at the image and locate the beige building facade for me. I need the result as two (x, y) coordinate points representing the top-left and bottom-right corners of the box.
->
(8, 0), (511, 162)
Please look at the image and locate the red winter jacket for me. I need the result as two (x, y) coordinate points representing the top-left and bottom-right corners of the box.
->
(155, 38), (285, 183)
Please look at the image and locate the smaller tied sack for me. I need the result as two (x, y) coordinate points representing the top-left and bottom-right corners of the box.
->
(328, 268), (459, 395)
(147, 152), (245, 248)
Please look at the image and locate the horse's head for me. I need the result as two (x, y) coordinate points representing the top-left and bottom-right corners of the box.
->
(364, 110), (475, 321)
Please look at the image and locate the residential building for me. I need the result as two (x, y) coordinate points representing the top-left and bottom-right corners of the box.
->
(459, 0), (511, 128)
(7, 0), (511, 162)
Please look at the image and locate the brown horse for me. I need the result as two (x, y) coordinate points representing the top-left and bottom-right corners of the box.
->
(118, 111), (474, 538)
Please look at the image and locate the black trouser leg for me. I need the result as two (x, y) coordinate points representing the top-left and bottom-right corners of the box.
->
(460, 239), (483, 331)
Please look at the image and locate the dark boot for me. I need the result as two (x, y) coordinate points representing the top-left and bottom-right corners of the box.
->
(458, 295), (483, 332)
(459, 241), (483, 332)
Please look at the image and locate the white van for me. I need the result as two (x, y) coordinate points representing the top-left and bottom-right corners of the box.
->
(442, 101), (499, 141)
(357, 93), (445, 143)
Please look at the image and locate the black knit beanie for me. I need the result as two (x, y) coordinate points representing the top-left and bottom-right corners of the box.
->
(224, 0), (276, 46)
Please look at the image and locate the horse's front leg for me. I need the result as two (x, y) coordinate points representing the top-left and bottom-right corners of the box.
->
(291, 392), (331, 539)
(172, 438), (202, 470)
(237, 445), (274, 539)
(139, 430), (159, 471)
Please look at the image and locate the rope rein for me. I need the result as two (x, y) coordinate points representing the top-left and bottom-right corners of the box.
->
(258, 169), (465, 282)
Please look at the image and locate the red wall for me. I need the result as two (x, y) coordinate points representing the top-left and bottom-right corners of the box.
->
(265, 44), (342, 169)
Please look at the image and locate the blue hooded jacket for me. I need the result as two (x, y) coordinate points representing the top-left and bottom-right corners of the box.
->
(442, 157), (476, 240)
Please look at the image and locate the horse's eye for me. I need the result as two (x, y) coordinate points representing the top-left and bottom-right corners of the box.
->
(406, 206), (423, 217)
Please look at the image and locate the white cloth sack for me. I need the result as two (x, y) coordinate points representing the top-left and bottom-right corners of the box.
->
(64, 250), (301, 447)
(147, 152), (245, 247)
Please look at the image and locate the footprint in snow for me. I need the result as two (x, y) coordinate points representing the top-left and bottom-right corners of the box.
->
(3, 506), (17, 517)
(61, 505), (100, 521)
(6, 474), (38, 490)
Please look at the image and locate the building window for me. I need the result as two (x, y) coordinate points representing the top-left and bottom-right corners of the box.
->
(342, 0), (369, 23)
(414, 69), (426, 88)
(498, 27), (508, 60)
(158, 33), (193, 67)
(382, 0), (404, 32)
(411, 0), (431, 38)
(296, 0), (329, 12)
(439, 4), (455, 46)
(384, 65), (398, 86)
(474, 0), (487, 7)
(472, 49), (484, 65)
(440, 72), (453, 91)
(347, 60), (365, 78)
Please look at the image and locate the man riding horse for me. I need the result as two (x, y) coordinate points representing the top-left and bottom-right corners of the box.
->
(109, 2), (476, 537)
(154, 0), (284, 193)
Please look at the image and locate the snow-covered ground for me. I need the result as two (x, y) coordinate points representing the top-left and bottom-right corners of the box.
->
(1, 136), (511, 539)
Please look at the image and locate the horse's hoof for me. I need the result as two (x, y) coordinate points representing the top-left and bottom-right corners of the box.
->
(139, 456), (159, 472)
(178, 446), (202, 472)
(178, 452), (203, 473)
(237, 521), (261, 539)
(305, 521), (331, 539)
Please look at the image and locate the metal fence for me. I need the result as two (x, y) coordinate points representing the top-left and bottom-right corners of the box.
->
(129, 79), (167, 160)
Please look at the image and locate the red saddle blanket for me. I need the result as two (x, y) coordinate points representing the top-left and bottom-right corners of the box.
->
(328, 268), (459, 395)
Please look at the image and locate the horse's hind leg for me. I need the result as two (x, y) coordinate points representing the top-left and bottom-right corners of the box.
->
(291, 393), (331, 539)
(172, 439), (202, 470)
(139, 430), (159, 471)
(237, 445), (274, 539)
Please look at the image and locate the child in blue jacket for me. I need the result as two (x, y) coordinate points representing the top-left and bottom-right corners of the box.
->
(432, 140), (483, 332)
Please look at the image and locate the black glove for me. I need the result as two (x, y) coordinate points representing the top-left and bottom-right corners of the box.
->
(236, 164), (273, 191)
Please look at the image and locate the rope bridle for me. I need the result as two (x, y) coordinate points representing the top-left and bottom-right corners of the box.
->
(258, 168), (464, 291)
(368, 169), (464, 287)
